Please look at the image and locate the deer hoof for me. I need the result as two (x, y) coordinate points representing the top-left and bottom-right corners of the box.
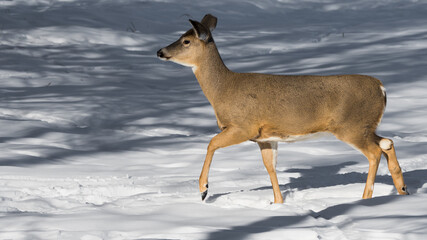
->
(201, 190), (208, 201)
(402, 186), (410, 195)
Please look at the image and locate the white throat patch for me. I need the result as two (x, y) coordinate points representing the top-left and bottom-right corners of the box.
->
(169, 59), (197, 73)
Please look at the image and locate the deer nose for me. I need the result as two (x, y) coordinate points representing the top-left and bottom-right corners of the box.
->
(157, 49), (164, 58)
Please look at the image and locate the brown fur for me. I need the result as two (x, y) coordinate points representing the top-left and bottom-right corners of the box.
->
(157, 14), (408, 203)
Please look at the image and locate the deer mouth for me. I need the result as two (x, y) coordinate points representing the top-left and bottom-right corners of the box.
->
(157, 49), (171, 60)
(159, 56), (171, 61)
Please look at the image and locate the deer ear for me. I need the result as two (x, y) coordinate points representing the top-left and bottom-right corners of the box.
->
(189, 19), (210, 41)
(201, 14), (217, 32)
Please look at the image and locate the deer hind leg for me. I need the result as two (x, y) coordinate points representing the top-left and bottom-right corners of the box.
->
(199, 127), (255, 201)
(379, 138), (409, 195)
(335, 131), (383, 199)
(337, 131), (408, 198)
(258, 141), (283, 204)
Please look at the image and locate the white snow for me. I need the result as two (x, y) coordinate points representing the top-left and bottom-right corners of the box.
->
(1, 0), (427, 239)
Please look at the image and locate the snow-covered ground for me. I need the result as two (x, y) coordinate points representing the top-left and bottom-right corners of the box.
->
(1, 0), (427, 239)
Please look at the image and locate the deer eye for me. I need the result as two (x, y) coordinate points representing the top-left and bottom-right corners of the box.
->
(183, 40), (190, 45)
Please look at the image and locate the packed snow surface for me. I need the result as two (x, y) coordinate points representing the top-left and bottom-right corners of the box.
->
(1, 0), (427, 239)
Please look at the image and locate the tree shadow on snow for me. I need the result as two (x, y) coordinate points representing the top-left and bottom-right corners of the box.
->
(250, 159), (427, 197)
(205, 194), (413, 240)
(205, 161), (427, 240)
(1, 1), (426, 172)
(207, 161), (427, 204)
(0, 44), (215, 166)
(249, 161), (386, 195)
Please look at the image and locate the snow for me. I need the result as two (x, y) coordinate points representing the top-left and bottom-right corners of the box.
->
(1, 0), (427, 239)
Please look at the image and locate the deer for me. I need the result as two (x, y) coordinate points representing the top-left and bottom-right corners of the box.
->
(156, 14), (409, 203)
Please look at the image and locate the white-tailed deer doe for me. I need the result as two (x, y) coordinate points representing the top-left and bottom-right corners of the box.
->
(157, 14), (408, 203)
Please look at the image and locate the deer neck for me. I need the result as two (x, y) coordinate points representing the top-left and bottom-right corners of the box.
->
(193, 45), (232, 106)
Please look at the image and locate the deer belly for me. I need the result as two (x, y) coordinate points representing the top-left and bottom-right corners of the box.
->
(255, 132), (332, 143)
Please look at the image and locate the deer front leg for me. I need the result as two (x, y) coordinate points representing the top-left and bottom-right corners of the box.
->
(258, 141), (283, 203)
(199, 127), (255, 201)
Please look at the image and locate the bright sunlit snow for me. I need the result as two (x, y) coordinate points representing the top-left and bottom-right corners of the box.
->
(1, 0), (427, 239)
